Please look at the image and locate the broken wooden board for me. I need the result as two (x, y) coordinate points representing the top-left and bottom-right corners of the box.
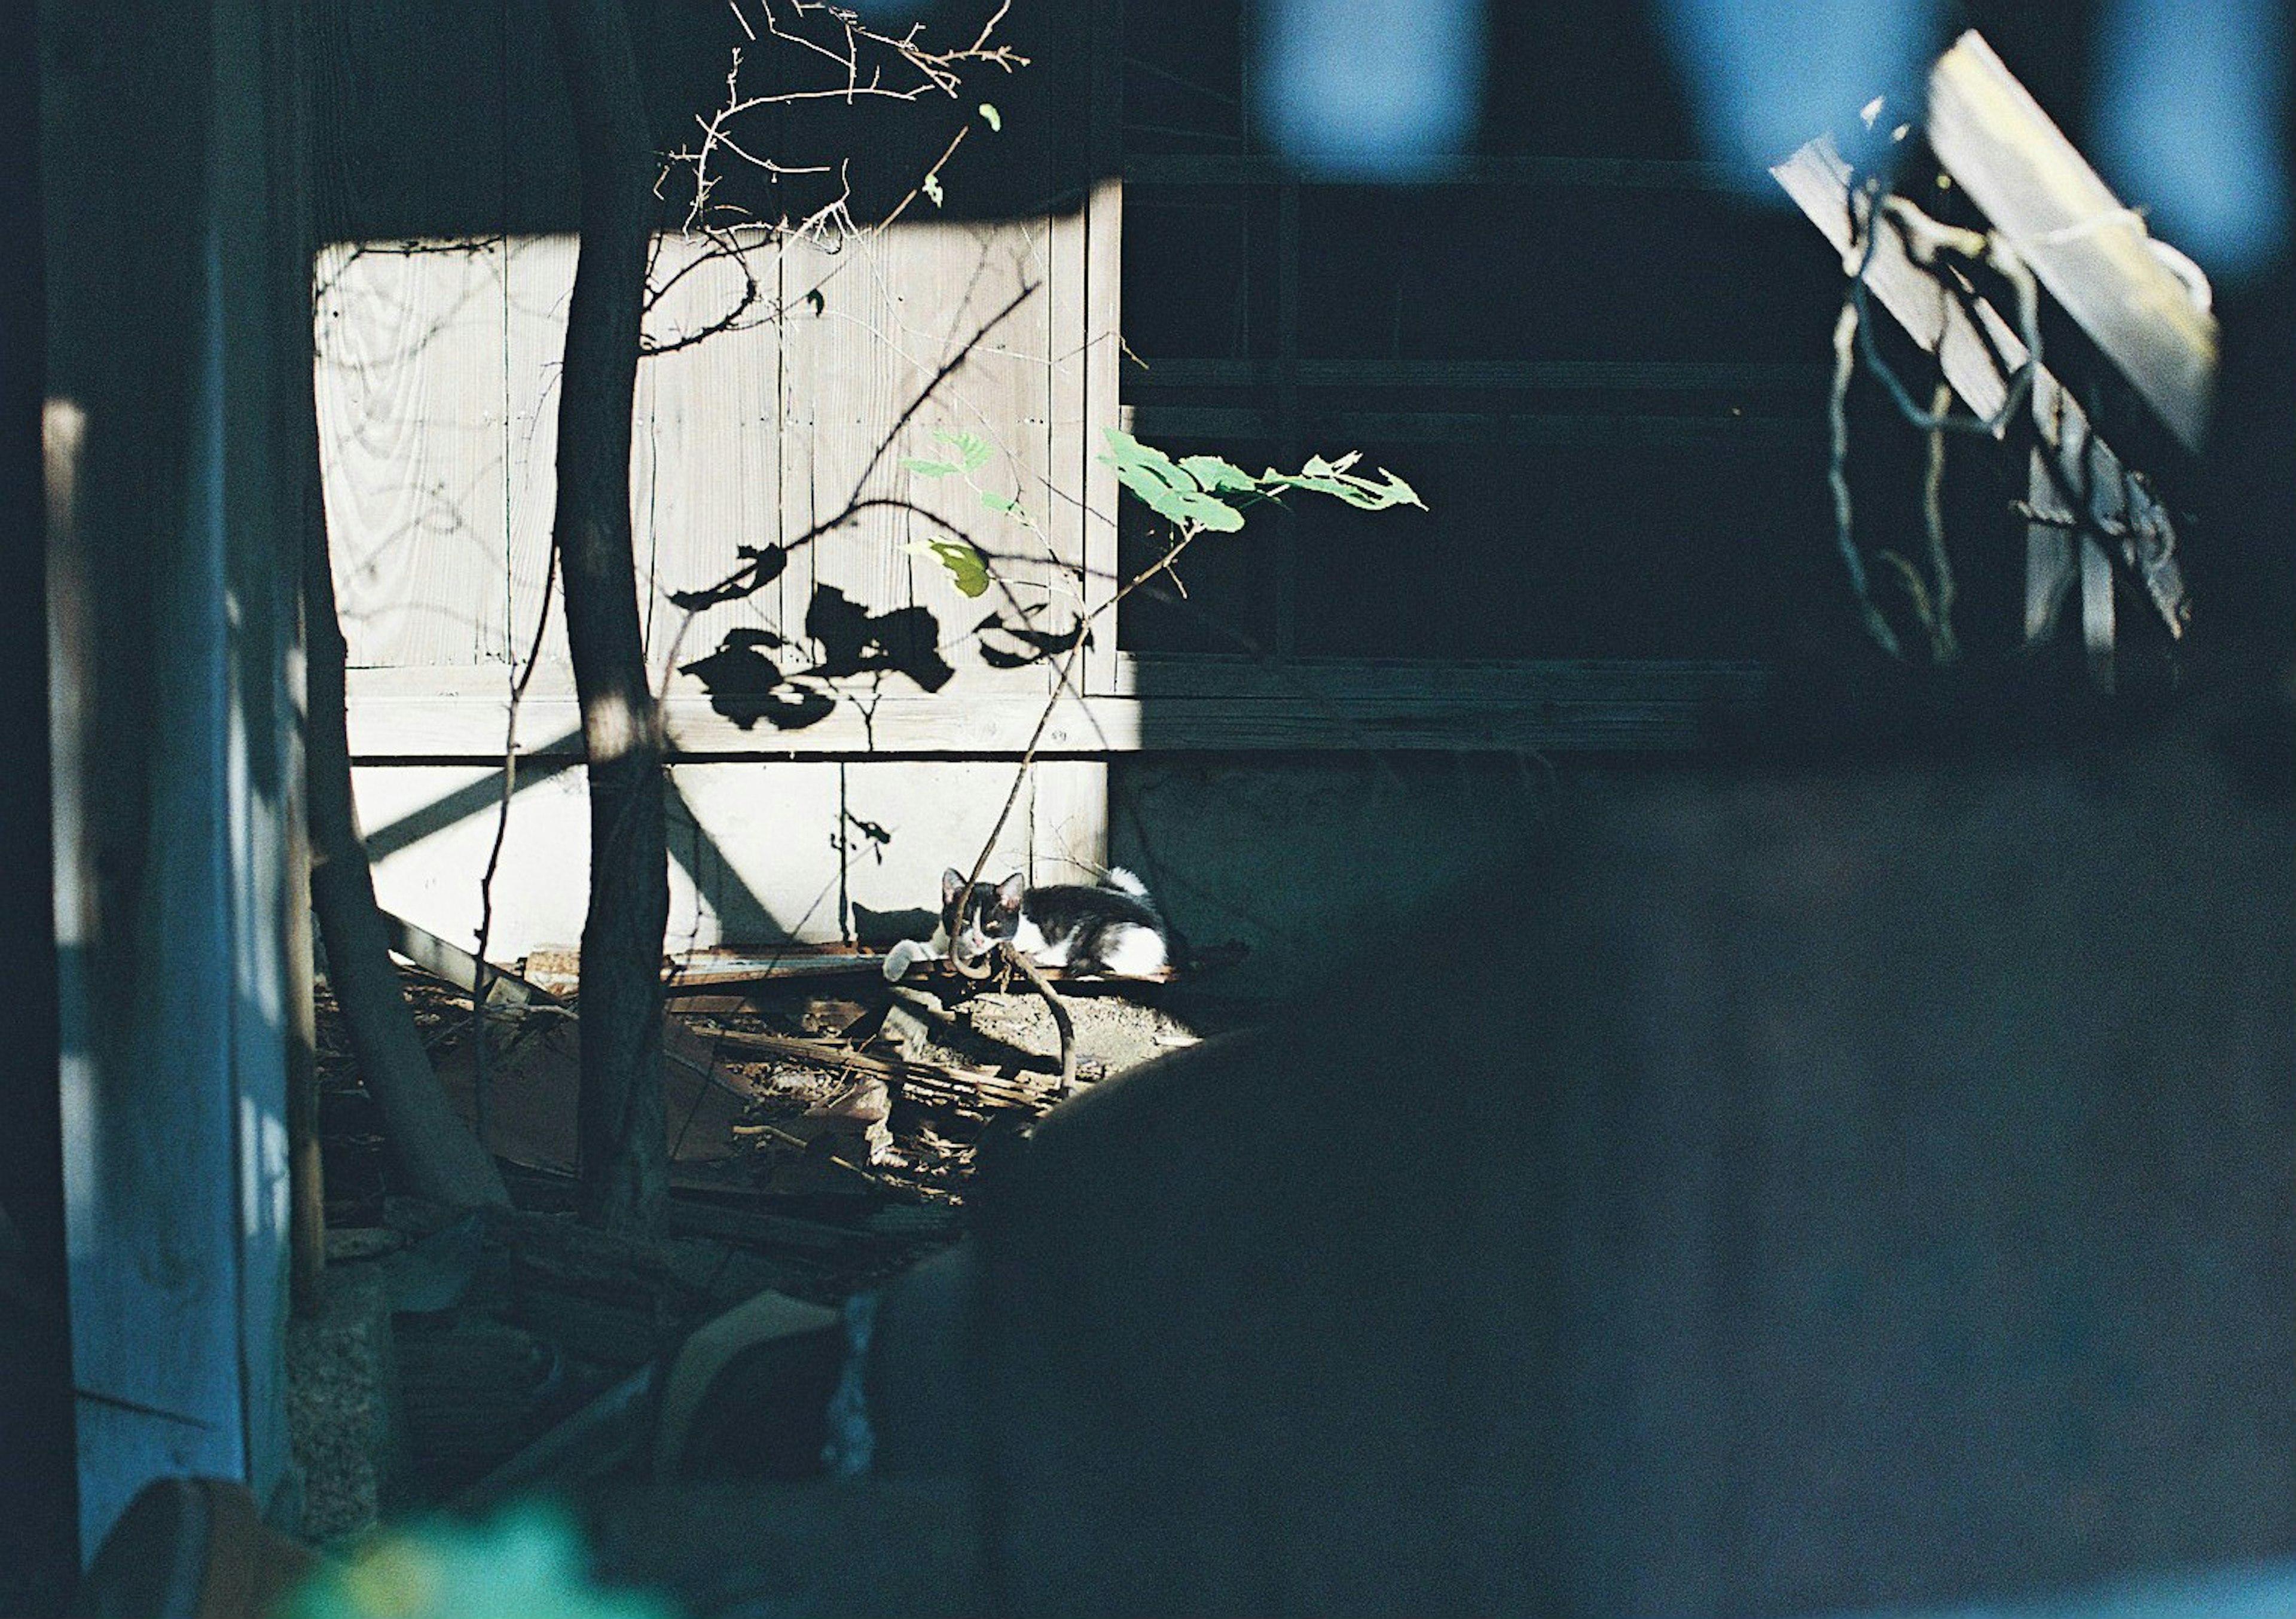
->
(1772, 134), (2192, 642)
(384, 911), (554, 1013)
(755, 1077), (896, 1168)
(1928, 30), (2216, 454)
(430, 1006), (757, 1188)
(2025, 448), (2121, 692)
(702, 1027), (1055, 1112)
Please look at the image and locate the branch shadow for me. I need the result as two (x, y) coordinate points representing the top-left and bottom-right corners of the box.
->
(677, 585), (958, 732)
(659, 277), (1076, 731)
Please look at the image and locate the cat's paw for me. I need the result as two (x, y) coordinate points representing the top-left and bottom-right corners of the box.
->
(883, 940), (923, 982)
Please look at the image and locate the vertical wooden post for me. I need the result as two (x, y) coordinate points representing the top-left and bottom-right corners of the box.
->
(1, 0), (78, 1593)
(44, 0), (305, 1546)
(2023, 447), (2074, 644)
(287, 846), (327, 1318)
(2079, 536), (2116, 694)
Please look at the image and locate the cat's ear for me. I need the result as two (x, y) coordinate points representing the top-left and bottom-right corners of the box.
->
(942, 868), (967, 905)
(996, 872), (1027, 909)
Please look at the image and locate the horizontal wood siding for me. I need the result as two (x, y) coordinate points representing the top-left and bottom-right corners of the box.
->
(346, 659), (1766, 756)
(356, 758), (1102, 956)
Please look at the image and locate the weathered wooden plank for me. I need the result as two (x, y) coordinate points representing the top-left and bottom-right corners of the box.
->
(1047, 200), (1111, 695)
(48, 0), (304, 1548)
(1080, 181), (1125, 694)
(2023, 447), (2122, 692)
(2080, 533), (2115, 693)
(2023, 447), (2077, 645)
(1129, 358), (1827, 392)
(315, 237), (514, 667)
(1772, 136), (2190, 639)
(1078, 0), (1123, 695)
(1105, 654), (1770, 705)
(769, 224), (1054, 707)
(492, 264), (573, 688)
(636, 230), (784, 674)
(1127, 153), (1740, 191)
(1045, 201), (1088, 660)
(354, 756), (1118, 959)
(346, 659), (1765, 757)
(1928, 30), (2216, 453)
(1029, 760), (1111, 885)
(1130, 405), (1819, 447)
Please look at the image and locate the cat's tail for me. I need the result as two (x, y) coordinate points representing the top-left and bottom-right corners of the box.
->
(1102, 865), (1187, 969)
(1101, 866), (1153, 905)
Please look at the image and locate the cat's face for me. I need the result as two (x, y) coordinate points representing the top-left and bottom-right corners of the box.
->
(941, 869), (1027, 966)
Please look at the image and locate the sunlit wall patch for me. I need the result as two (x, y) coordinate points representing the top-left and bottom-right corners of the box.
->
(1252, 0), (1484, 182)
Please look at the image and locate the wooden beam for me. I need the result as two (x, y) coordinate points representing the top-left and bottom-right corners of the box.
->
(1128, 358), (1827, 393)
(1772, 136), (2191, 640)
(1126, 153), (1740, 192)
(1928, 30), (2216, 453)
(346, 659), (1769, 758)
(1129, 405), (1819, 448)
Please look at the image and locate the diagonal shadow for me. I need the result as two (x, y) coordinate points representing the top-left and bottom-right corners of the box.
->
(362, 738), (585, 865)
(361, 734), (790, 949)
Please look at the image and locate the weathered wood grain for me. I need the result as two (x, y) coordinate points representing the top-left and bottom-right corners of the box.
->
(1128, 358), (1826, 392)
(315, 238), (514, 667)
(636, 230), (785, 674)
(346, 658), (1766, 756)
(1928, 30), (2216, 453)
(1772, 135), (2190, 638)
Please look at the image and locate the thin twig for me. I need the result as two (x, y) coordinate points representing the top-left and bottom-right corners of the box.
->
(471, 534), (562, 1152)
(1000, 943), (1076, 1094)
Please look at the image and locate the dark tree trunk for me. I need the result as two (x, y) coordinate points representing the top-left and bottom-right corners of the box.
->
(304, 429), (511, 1212)
(545, 0), (668, 1236)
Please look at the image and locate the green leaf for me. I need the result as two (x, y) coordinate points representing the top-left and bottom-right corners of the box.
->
(979, 490), (1034, 527)
(1098, 427), (1421, 532)
(901, 457), (959, 478)
(1097, 430), (1245, 531)
(935, 429), (993, 472)
(802, 288), (825, 316)
(903, 539), (991, 598)
(1261, 455), (1424, 511)
(979, 102), (1002, 132)
(1179, 453), (1256, 494)
(922, 173), (944, 207)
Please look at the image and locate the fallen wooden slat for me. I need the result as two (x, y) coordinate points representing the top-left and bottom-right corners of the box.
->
(704, 1027), (1054, 1110)
(453, 1362), (655, 1514)
(1928, 30), (2216, 454)
(1772, 135), (2191, 641)
(665, 955), (890, 990)
(383, 911), (555, 1011)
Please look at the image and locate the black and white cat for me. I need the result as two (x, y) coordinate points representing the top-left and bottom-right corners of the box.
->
(883, 867), (1174, 982)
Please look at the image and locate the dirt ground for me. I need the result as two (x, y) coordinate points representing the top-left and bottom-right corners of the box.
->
(291, 964), (1235, 1544)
